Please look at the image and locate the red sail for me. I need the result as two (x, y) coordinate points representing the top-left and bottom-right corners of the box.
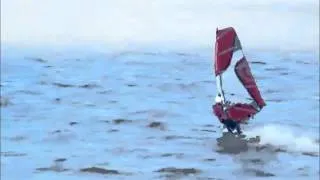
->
(235, 57), (266, 108)
(214, 27), (241, 76)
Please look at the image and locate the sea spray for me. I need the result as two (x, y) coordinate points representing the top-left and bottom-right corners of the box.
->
(245, 124), (319, 154)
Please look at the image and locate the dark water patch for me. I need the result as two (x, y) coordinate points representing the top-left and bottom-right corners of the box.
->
(203, 124), (215, 127)
(7, 135), (27, 142)
(179, 82), (197, 90)
(192, 128), (216, 133)
(0, 97), (12, 107)
(85, 103), (96, 107)
(78, 84), (101, 89)
(129, 110), (149, 115)
(108, 129), (119, 133)
(53, 82), (75, 88)
(45, 129), (77, 142)
(71, 101), (82, 105)
(265, 99), (285, 103)
(188, 96), (195, 99)
(147, 121), (166, 130)
(203, 158), (216, 162)
(264, 89), (280, 94)
(55, 158), (67, 162)
(69, 121), (78, 126)
(164, 135), (193, 140)
(274, 148), (287, 153)
(100, 120), (110, 123)
(155, 167), (201, 175)
(160, 153), (184, 158)
(302, 152), (319, 157)
(98, 90), (112, 94)
(139, 155), (152, 159)
(126, 84), (137, 87)
(296, 60), (311, 65)
(80, 167), (129, 175)
(52, 130), (62, 134)
(17, 90), (42, 95)
(54, 98), (61, 103)
(242, 158), (265, 165)
(297, 167), (307, 171)
(201, 80), (212, 84)
(200, 129), (216, 133)
(280, 72), (289, 76)
(250, 61), (267, 65)
(27, 57), (47, 63)
(175, 78), (181, 81)
(130, 109), (173, 118)
(36, 158), (68, 172)
(250, 159), (263, 164)
(35, 167), (69, 172)
(191, 128), (199, 132)
(165, 100), (180, 104)
(245, 168), (275, 177)
(1, 151), (27, 157)
(108, 100), (118, 104)
(297, 166), (310, 176)
(52, 83), (100, 89)
(38, 81), (48, 85)
(265, 67), (287, 72)
(112, 118), (133, 124)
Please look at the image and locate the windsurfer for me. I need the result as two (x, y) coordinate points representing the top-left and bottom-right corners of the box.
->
(212, 27), (266, 136)
(213, 94), (244, 134)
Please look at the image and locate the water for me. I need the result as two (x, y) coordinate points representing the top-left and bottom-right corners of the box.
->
(1, 46), (319, 179)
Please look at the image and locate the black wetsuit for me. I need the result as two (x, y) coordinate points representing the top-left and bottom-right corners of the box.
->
(223, 119), (242, 134)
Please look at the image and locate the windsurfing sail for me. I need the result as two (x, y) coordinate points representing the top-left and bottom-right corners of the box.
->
(213, 27), (266, 123)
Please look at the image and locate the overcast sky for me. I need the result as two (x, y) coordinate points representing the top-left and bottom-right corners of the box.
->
(1, 0), (319, 51)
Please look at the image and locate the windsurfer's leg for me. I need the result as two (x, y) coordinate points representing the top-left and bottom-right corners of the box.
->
(236, 123), (242, 134)
(222, 119), (238, 133)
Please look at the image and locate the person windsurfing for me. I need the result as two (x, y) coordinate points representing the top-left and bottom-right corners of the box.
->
(212, 27), (266, 135)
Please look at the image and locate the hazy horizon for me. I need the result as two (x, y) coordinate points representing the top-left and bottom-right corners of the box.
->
(1, 0), (319, 52)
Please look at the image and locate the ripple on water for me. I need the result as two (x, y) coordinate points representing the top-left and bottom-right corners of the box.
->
(154, 167), (201, 175)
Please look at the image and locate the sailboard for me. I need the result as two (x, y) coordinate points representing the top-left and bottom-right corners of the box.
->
(212, 27), (266, 131)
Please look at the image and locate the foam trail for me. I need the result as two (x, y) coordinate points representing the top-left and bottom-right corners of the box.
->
(245, 124), (319, 154)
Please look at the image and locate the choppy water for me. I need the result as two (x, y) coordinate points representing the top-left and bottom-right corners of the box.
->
(1, 47), (319, 180)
